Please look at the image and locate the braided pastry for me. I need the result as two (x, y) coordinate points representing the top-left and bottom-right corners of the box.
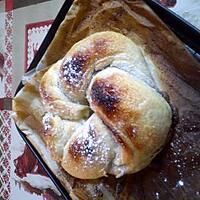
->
(39, 31), (172, 179)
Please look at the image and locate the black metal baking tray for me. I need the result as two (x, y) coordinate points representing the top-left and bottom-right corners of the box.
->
(14, 1), (200, 200)
(144, 0), (200, 55)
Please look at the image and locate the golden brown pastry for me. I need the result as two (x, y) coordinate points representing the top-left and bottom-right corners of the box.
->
(39, 31), (172, 179)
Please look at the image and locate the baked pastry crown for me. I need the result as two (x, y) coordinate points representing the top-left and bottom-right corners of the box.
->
(30, 31), (171, 179)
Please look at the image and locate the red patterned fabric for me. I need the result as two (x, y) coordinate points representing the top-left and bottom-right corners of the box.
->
(0, 111), (11, 200)
(4, 11), (13, 98)
(0, 1), (13, 199)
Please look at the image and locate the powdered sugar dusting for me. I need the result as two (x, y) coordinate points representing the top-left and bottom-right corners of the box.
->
(176, 180), (184, 187)
(155, 192), (160, 200)
(61, 55), (87, 87)
(42, 112), (54, 133)
(69, 124), (110, 168)
(169, 114), (200, 177)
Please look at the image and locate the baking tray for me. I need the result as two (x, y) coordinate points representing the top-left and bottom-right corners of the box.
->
(14, 1), (200, 200)
(144, 0), (200, 55)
